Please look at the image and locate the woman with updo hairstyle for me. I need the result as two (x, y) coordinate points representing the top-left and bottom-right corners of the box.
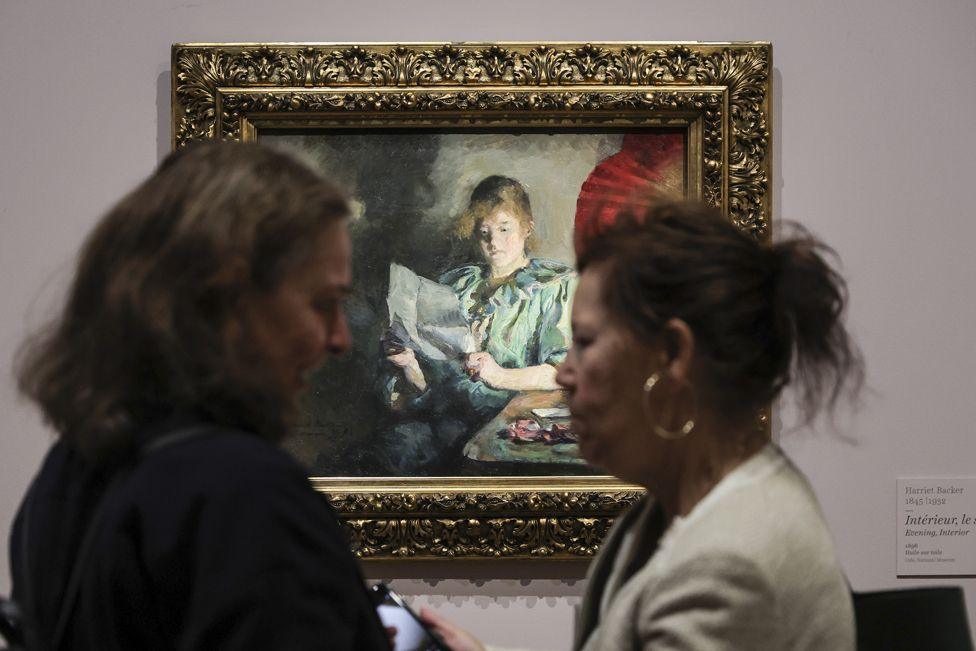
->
(9, 143), (391, 649)
(422, 200), (863, 650)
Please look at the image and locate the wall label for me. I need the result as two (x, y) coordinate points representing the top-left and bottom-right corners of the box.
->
(897, 477), (976, 577)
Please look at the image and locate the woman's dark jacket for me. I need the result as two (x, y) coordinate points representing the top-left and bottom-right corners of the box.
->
(8, 416), (390, 650)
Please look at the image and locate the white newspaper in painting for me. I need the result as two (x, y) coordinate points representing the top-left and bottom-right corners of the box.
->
(386, 263), (477, 361)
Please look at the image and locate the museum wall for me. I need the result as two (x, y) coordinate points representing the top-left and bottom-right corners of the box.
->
(2, 0), (974, 644)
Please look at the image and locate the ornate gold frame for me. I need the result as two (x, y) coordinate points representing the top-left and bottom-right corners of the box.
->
(171, 41), (772, 559)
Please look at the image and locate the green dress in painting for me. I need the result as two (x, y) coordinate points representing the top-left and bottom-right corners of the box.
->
(382, 258), (576, 474)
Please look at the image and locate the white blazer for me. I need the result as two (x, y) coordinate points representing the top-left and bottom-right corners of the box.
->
(573, 444), (855, 651)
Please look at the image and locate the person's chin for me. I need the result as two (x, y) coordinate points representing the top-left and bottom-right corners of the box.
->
(278, 378), (307, 412)
(573, 423), (599, 465)
(580, 448), (604, 472)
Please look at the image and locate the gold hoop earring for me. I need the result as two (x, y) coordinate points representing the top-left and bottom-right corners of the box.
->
(643, 372), (696, 440)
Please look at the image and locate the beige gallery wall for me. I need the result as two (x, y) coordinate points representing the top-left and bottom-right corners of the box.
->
(2, 0), (975, 645)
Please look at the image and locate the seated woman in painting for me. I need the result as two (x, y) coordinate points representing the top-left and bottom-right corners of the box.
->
(381, 175), (576, 474)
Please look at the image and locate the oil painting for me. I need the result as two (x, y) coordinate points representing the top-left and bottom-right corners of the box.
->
(267, 130), (686, 477)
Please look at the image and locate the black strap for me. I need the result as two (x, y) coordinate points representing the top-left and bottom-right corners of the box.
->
(33, 425), (218, 651)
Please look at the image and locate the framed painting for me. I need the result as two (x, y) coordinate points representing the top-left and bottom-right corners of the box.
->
(171, 41), (772, 558)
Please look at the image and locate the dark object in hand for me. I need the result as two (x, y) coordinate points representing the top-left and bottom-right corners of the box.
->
(381, 336), (406, 356)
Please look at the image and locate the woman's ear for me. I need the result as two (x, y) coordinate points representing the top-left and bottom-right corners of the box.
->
(662, 318), (695, 383)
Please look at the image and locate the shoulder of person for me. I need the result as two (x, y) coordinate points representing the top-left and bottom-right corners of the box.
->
(656, 446), (848, 601)
(110, 423), (354, 563)
(122, 424), (316, 507)
(527, 257), (574, 278)
(669, 450), (826, 549)
(518, 258), (576, 290)
(439, 264), (484, 287)
(638, 473), (852, 649)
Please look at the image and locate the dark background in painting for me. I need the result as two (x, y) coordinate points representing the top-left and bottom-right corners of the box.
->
(265, 129), (682, 477)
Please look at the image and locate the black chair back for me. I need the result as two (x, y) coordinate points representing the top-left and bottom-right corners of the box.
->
(853, 587), (973, 651)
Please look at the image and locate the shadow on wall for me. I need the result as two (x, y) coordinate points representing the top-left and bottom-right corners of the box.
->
(366, 558), (589, 610)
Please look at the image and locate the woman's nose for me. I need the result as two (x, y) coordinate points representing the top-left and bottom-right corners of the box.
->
(325, 310), (352, 356)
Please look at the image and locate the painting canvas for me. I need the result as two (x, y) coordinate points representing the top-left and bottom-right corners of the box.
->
(266, 129), (686, 477)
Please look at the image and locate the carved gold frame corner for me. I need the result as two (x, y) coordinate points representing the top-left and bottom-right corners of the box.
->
(171, 41), (772, 559)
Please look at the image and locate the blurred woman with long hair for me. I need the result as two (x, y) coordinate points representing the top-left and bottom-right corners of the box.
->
(10, 142), (391, 650)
